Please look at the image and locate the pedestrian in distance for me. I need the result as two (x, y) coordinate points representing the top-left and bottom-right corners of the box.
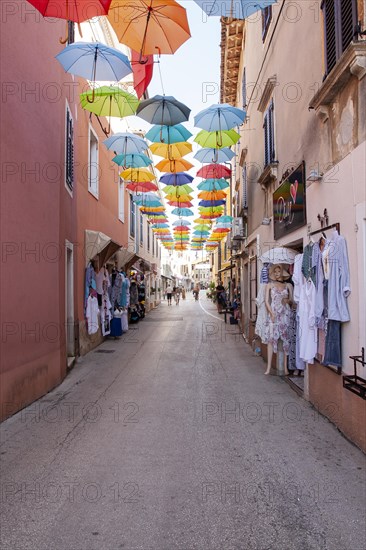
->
(175, 286), (180, 305)
(166, 284), (173, 305)
(216, 280), (226, 313)
(181, 287), (186, 300)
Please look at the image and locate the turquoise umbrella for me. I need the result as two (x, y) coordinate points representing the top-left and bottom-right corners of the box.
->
(112, 153), (152, 167)
(197, 179), (230, 191)
(171, 208), (194, 216)
(146, 124), (192, 143)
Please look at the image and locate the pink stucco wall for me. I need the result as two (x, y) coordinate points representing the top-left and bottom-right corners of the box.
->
(0, 3), (76, 419)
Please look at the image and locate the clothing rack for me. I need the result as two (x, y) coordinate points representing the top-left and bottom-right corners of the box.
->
(343, 348), (366, 400)
(309, 222), (340, 237)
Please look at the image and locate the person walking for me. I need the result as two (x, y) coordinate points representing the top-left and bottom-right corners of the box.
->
(216, 280), (226, 313)
(181, 287), (186, 300)
(175, 286), (180, 305)
(166, 284), (173, 306)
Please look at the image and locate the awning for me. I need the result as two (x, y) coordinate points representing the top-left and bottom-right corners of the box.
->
(85, 230), (121, 268)
(218, 265), (232, 274)
(115, 248), (138, 271)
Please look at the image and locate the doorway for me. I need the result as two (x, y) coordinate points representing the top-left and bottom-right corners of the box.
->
(65, 241), (74, 361)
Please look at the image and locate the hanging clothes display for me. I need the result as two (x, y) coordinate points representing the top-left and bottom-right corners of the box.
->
(86, 295), (99, 335)
(85, 262), (97, 314)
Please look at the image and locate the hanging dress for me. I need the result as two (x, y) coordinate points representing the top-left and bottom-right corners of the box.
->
(267, 285), (291, 354)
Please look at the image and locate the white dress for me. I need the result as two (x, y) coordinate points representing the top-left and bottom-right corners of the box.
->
(298, 279), (317, 364)
(86, 296), (99, 335)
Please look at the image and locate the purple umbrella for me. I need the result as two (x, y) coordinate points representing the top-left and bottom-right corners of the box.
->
(159, 172), (194, 186)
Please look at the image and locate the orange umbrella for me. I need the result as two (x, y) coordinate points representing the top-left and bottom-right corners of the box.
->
(108, 0), (191, 59)
(198, 190), (227, 200)
(126, 182), (158, 192)
(156, 158), (193, 173)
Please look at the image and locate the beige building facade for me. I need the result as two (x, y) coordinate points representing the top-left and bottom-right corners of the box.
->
(221, 2), (366, 451)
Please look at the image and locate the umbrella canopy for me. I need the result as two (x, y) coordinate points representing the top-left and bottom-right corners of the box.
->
(197, 178), (230, 191)
(171, 208), (194, 216)
(193, 218), (212, 224)
(165, 194), (193, 202)
(146, 124), (192, 144)
(112, 152), (152, 168)
(104, 132), (148, 154)
(168, 201), (193, 207)
(56, 42), (131, 82)
(27, 0), (112, 21)
(198, 190), (227, 200)
(108, 0), (191, 57)
(80, 87), (139, 118)
(136, 95), (191, 126)
(131, 49), (153, 99)
(193, 0), (276, 19)
(259, 247), (299, 265)
(156, 158), (193, 173)
(126, 182), (158, 192)
(199, 199), (226, 207)
(194, 147), (235, 163)
(121, 168), (156, 182)
(150, 223), (170, 229)
(159, 172), (193, 186)
(172, 219), (191, 226)
(162, 184), (193, 195)
(194, 129), (240, 149)
(194, 103), (246, 131)
(197, 163), (231, 179)
(149, 142), (192, 159)
(216, 215), (233, 223)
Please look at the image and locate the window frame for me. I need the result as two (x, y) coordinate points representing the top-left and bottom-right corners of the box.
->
(118, 177), (125, 223)
(65, 101), (74, 196)
(140, 211), (143, 245)
(88, 124), (99, 199)
(263, 99), (275, 167)
(129, 195), (136, 238)
(261, 6), (272, 42)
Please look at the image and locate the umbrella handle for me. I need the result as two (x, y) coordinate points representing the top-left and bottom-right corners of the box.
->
(59, 20), (68, 44)
(86, 88), (96, 103)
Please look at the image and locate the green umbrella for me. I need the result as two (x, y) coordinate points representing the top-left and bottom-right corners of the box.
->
(194, 129), (240, 149)
(80, 86), (139, 134)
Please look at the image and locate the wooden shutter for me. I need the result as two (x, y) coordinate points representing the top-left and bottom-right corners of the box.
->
(242, 68), (246, 108)
(322, 0), (337, 75)
(66, 108), (74, 190)
(263, 113), (269, 166)
(269, 100), (275, 163)
(340, 0), (356, 52)
(67, 21), (75, 45)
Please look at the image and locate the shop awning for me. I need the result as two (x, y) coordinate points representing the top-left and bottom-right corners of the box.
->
(218, 265), (232, 274)
(85, 230), (121, 268)
(115, 248), (138, 271)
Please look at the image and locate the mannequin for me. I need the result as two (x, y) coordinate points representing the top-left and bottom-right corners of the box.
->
(264, 264), (294, 375)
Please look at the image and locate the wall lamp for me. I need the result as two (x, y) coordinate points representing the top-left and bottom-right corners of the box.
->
(307, 170), (323, 182)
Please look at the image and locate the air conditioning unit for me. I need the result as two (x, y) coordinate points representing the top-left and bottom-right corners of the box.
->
(227, 231), (240, 250)
(232, 217), (245, 240)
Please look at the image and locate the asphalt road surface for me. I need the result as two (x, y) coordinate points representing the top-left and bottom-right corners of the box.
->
(1, 295), (365, 550)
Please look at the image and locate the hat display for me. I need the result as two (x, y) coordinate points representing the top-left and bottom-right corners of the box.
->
(268, 263), (291, 281)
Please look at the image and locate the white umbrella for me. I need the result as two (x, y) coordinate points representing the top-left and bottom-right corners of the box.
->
(259, 247), (299, 265)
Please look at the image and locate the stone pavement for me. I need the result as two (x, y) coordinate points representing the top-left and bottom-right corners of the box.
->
(1, 294), (365, 550)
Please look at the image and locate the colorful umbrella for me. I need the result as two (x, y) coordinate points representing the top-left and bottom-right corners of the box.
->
(104, 132), (148, 154)
(193, 0), (276, 19)
(126, 182), (158, 192)
(120, 168), (156, 182)
(136, 95), (191, 126)
(162, 184), (193, 195)
(171, 208), (194, 216)
(56, 41), (131, 84)
(149, 142), (192, 159)
(172, 219), (191, 226)
(168, 201), (193, 207)
(112, 153), (152, 168)
(198, 190), (227, 200)
(194, 103), (246, 131)
(197, 164), (231, 179)
(80, 87), (139, 133)
(131, 49), (154, 99)
(156, 158), (193, 173)
(199, 199), (226, 207)
(146, 124), (192, 144)
(159, 172), (193, 185)
(194, 147), (235, 163)
(108, 0), (191, 58)
(197, 179), (230, 191)
(194, 129), (240, 149)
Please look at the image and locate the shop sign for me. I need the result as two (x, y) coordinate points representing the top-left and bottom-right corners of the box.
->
(273, 162), (306, 239)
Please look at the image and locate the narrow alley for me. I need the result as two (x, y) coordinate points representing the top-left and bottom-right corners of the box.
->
(1, 296), (365, 550)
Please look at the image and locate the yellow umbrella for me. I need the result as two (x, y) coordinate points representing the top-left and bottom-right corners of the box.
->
(165, 194), (193, 201)
(149, 141), (192, 159)
(194, 218), (212, 224)
(120, 167), (156, 182)
(156, 158), (193, 173)
(162, 184), (193, 194)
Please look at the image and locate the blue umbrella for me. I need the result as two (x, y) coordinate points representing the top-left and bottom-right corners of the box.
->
(104, 132), (148, 154)
(55, 42), (132, 82)
(194, 103), (246, 131)
(112, 153), (152, 168)
(199, 199), (226, 207)
(159, 172), (194, 186)
(151, 224), (170, 229)
(193, 230), (210, 235)
(146, 124), (192, 143)
(197, 179), (230, 191)
(193, 0), (276, 19)
(171, 208), (194, 216)
(216, 215), (233, 223)
(172, 219), (192, 226)
(194, 147), (235, 163)
(136, 95), (191, 126)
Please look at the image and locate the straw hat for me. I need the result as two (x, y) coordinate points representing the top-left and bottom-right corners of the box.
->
(268, 263), (291, 281)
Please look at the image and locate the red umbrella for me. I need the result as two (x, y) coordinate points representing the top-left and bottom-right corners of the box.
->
(196, 163), (231, 179)
(131, 50), (154, 99)
(126, 182), (158, 192)
(26, 0), (112, 42)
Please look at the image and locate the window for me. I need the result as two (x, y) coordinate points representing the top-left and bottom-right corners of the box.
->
(65, 104), (74, 192)
(242, 67), (247, 108)
(140, 212), (143, 244)
(262, 6), (272, 41)
(88, 125), (99, 198)
(263, 99), (275, 167)
(242, 164), (248, 209)
(147, 224), (150, 251)
(67, 21), (75, 45)
(322, 0), (357, 76)
(130, 195), (135, 237)
(118, 178), (125, 222)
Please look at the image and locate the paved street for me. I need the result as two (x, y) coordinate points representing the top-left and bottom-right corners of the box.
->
(1, 295), (365, 550)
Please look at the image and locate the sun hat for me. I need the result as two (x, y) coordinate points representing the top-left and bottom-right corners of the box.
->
(268, 263), (291, 281)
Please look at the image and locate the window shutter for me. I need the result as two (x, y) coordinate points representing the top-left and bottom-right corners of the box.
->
(242, 165), (248, 209)
(242, 68), (247, 108)
(263, 113), (269, 166)
(269, 100), (275, 163)
(66, 108), (74, 190)
(322, 0), (337, 75)
(67, 21), (75, 45)
(340, 0), (356, 52)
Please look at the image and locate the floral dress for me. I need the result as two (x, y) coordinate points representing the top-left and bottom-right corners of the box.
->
(267, 285), (291, 354)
